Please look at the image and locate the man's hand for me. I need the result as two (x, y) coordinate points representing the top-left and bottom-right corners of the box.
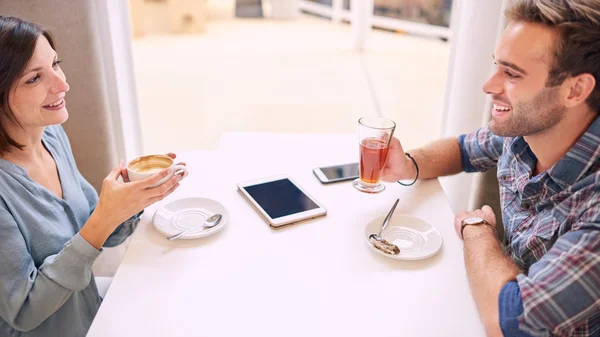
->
(458, 205), (520, 337)
(454, 205), (497, 240)
(381, 137), (415, 182)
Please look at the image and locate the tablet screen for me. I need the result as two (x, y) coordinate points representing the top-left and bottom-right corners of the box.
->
(243, 178), (319, 219)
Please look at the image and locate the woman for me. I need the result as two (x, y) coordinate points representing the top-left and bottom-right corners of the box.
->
(0, 16), (183, 336)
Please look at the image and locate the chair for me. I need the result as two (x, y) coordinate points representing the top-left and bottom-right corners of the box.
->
(95, 276), (113, 299)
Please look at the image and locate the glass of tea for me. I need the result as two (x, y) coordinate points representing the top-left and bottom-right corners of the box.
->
(353, 116), (396, 193)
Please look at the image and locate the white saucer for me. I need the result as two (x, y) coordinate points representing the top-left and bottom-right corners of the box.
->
(364, 214), (443, 260)
(153, 197), (229, 239)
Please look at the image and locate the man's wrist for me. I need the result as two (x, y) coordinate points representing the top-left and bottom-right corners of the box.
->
(406, 154), (418, 178)
(398, 154), (418, 181)
(462, 223), (497, 241)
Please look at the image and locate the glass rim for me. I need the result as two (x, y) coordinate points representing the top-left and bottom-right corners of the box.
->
(358, 116), (396, 130)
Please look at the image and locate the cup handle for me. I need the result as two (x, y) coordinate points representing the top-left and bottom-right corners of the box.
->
(172, 164), (188, 181)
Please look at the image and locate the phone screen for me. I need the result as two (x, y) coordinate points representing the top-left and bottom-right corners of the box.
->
(319, 163), (359, 180)
(243, 179), (320, 219)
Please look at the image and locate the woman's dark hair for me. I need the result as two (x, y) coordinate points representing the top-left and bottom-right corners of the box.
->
(0, 16), (56, 154)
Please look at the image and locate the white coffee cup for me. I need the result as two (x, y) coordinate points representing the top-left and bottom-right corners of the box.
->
(126, 154), (188, 187)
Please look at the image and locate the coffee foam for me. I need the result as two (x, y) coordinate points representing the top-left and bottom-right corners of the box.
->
(129, 155), (172, 173)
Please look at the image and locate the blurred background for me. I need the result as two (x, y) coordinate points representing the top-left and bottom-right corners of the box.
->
(127, 0), (452, 154)
(4, 0), (513, 278)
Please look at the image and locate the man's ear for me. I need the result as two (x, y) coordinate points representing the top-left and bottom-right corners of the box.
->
(564, 73), (596, 108)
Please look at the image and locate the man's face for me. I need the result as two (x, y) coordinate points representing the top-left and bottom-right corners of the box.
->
(483, 21), (566, 137)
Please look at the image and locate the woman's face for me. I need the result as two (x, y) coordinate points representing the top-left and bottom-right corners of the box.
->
(9, 35), (70, 130)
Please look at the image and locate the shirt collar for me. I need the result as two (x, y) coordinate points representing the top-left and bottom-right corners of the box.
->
(547, 115), (600, 189)
(507, 115), (600, 190)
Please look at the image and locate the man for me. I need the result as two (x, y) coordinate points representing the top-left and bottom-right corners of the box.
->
(381, 1), (600, 336)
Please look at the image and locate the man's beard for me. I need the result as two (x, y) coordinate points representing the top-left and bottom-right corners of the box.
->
(488, 86), (565, 137)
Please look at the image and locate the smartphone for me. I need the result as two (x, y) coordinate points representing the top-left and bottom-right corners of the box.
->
(313, 163), (359, 184)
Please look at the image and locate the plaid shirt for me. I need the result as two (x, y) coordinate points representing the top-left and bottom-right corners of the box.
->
(460, 116), (600, 337)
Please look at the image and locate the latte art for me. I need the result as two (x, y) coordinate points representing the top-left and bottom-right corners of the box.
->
(128, 156), (172, 173)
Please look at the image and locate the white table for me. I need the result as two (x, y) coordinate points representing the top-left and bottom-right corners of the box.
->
(87, 132), (484, 337)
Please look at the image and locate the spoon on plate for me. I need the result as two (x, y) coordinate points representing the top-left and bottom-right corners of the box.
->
(369, 199), (400, 255)
(167, 213), (222, 241)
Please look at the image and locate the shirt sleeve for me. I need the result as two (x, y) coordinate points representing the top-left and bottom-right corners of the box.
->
(103, 210), (143, 247)
(0, 208), (100, 332)
(515, 228), (600, 336)
(499, 281), (534, 336)
(458, 127), (505, 173)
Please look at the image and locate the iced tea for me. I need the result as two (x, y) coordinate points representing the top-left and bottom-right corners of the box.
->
(359, 137), (390, 184)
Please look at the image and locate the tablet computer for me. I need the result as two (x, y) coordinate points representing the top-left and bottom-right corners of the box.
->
(237, 174), (327, 228)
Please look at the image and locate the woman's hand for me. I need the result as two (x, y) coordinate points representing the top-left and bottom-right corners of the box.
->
(81, 155), (185, 249)
(98, 160), (182, 225)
